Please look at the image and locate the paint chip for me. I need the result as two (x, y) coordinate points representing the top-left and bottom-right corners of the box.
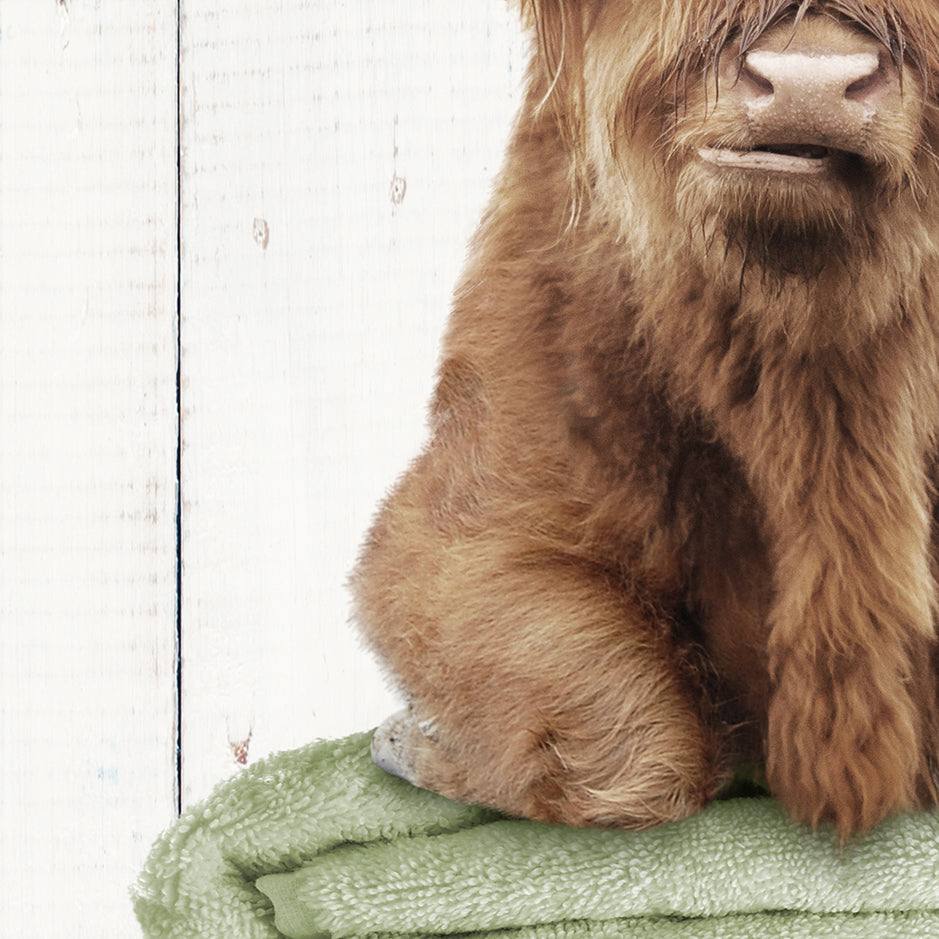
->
(253, 218), (270, 250)
(390, 175), (407, 206)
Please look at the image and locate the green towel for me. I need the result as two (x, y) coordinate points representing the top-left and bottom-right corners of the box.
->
(132, 730), (939, 938)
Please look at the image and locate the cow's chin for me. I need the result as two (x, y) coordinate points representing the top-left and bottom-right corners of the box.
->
(672, 151), (888, 277)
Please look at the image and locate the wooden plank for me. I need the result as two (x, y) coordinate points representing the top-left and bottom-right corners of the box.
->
(0, 3), (179, 935)
(179, 1), (526, 804)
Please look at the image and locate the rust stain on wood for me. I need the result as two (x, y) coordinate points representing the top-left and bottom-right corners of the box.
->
(228, 728), (253, 765)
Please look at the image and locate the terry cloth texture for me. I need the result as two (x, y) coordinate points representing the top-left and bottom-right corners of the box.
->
(132, 730), (939, 938)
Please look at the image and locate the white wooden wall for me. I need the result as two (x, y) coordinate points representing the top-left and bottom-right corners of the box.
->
(0, 2), (526, 935)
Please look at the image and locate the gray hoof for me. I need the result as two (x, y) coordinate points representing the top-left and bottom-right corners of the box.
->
(371, 709), (424, 785)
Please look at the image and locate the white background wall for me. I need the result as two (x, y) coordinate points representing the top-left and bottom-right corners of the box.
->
(0, 2), (527, 934)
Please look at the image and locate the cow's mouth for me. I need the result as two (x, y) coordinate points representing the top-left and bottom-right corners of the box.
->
(698, 145), (833, 175)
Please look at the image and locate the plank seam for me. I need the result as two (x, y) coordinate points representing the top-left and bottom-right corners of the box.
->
(174, 0), (183, 819)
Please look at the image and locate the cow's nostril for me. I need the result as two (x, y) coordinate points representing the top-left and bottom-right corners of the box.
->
(845, 64), (888, 102)
(736, 57), (775, 97)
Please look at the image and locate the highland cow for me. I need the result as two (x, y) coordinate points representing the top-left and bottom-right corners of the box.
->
(352, 0), (939, 839)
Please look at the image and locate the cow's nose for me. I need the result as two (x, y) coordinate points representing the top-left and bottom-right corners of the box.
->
(740, 48), (889, 114)
(720, 16), (903, 153)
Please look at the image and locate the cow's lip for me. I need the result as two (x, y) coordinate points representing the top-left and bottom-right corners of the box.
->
(698, 145), (833, 175)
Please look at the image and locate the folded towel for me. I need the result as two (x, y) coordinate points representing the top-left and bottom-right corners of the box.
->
(132, 730), (939, 938)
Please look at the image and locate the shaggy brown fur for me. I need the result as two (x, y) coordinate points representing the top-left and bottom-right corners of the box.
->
(352, 0), (939, 840)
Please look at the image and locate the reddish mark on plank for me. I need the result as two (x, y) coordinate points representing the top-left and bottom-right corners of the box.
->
(229, 728), (253, 765)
